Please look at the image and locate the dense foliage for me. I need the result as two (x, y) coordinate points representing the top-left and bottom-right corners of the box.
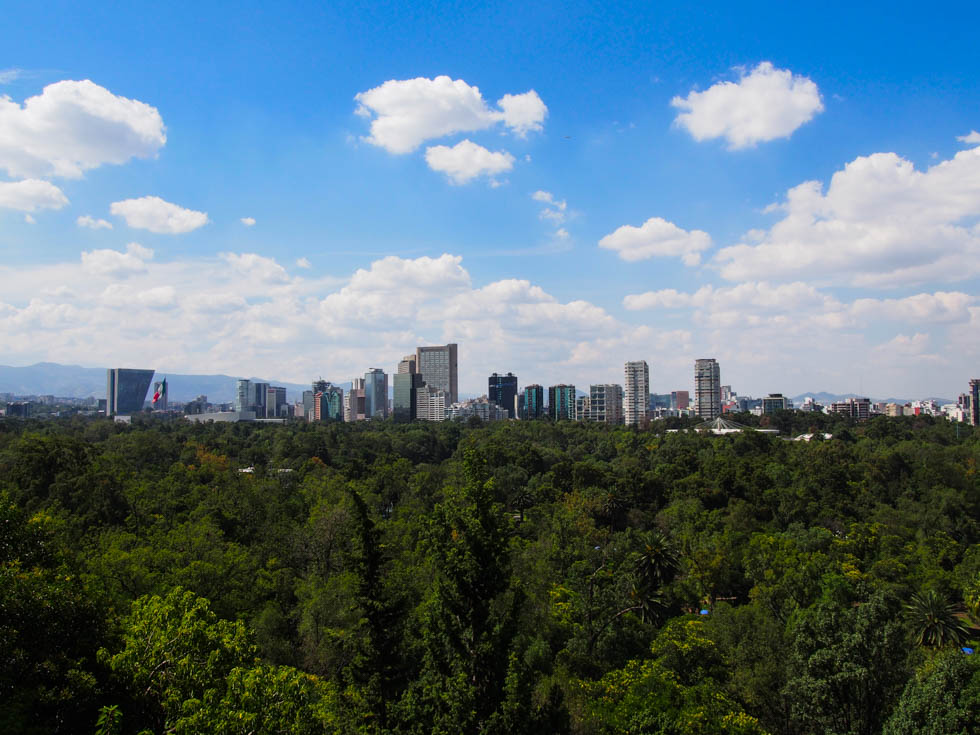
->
(1, 412), (978, 733)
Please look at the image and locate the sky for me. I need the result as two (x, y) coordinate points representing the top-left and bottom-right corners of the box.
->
(1, 0), (978, 399)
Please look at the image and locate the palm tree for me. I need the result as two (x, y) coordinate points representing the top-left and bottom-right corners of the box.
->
(905, 590), (971, 648)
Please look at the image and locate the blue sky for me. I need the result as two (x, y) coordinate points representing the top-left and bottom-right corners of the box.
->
(1, 0), (978, 399)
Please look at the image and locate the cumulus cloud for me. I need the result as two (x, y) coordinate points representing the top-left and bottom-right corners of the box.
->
(624, 281), (833, 313)
(296, 257), (312, 269)
(714, 145), (980, 286)
(81, 242), (153, 278)
(0, 248), (975, 398)
(240, 216), (256, 226)
(110, 195), (209, 234)
(599, 217), (711, 265)
(850, 291), (974, 324)
(671, 62), (823, 149)
(957, 130), (980, 145)
(0, 79), (166, 178)
(424, 139), (515, 184)
(221, 252), (290, 284)
(0, 178), (68, 211)
(354, 76), (547, 154)
(77, 214), (113, 230)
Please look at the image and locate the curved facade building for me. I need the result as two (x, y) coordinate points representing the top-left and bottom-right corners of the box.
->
(106, 368), (154, 415)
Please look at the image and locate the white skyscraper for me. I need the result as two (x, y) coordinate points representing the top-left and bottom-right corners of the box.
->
(624, 360), (650, 426)
(694, 358), (721, 420)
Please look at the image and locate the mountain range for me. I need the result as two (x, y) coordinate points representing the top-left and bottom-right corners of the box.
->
(0, 363), (953, 407)
(0, 363), (313, 403)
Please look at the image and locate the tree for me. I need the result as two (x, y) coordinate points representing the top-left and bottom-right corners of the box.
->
(784, 582), (911, 735)
(578, 617), (767, 734)
(904, 590), (971, 649)
(102, 587), (254, 732)
(883, 649), (980, 734)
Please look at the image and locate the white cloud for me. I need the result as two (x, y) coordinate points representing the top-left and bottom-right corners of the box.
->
(0, 79), (166, 178)
(0, 178), (68, 211)
(424, 139), (515, 184)
(81, 242), (154, 278)
(296, 257), (312, 269)
(2, 245), (972, 400)
(532, 190), (567, 210)
(957, 130), (980, 145)
(221, 252), (290, 284)
(77, 214), (113, 230)
(714, 146), (980, 286)
(110, 195), (209, 234)
(496, 91), (548, 137)
(599, 216), (711, 265)
(0, 69), (23, 84)
(850, 291), (974, 324)
(555, 228), (569, 240)
(533, 189), (568, 226)
(624, 281), (833, 313)
(240, 216), (256, 226)
(671, 62), (823, 149)
(354, 76), (547, 154)
(24, 214), (35, 224)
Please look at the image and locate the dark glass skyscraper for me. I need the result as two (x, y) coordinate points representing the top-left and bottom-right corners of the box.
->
(488, 372), (518, 418)
(364, 368), (388, 419)
(106, 368), (154, 415)
(523, 384), (544, 419)
(548, 384), (575, 420)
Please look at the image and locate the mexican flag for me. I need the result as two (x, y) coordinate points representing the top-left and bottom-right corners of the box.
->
(152, 378), (167, 404)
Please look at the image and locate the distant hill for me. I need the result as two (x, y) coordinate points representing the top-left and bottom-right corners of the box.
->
(0, 362), (317, 403)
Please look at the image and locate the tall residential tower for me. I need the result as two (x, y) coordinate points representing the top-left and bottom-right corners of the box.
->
(694, 358), (721, 420)
(624, 360), (650, 426)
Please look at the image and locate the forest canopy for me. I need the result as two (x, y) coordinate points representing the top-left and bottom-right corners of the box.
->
(1, 413), (978, 734)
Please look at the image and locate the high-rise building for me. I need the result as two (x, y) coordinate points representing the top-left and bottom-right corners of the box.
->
(417, 385), (447, 421)
(251, 382), (269, 416)
(589, 384), (624, 424)
(969, 379), (979, 426)
(394, 354), (423, 423)
(522, 384), (544, 419)
(236, 379), (252, 412)
(416, 344), (458, 405)
(671, 390), (690, 411)
(548, 384), (575, 420)
(830, 397), (871, 421)
(488, 372), (518, 418)
(694, 359), (721, 420)
(624, 361), (650, 426)
(266, 386), (287, 418)
(106, 368), (154, 416)
(761, 393), (792, 414)
(364, 368), (388, 419)
(313, 384), (344, 421)
(575, 395), (590, 421)
(345, 378), (366, 421)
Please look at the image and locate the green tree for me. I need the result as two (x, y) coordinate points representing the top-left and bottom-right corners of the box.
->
(883, 649), (980, 734)
(102, 587), (255, 732)
(784, 582), (911, 735)
(904, 590), (971, 649)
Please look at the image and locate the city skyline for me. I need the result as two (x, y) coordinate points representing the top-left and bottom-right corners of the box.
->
(1, 3), (978, 398)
